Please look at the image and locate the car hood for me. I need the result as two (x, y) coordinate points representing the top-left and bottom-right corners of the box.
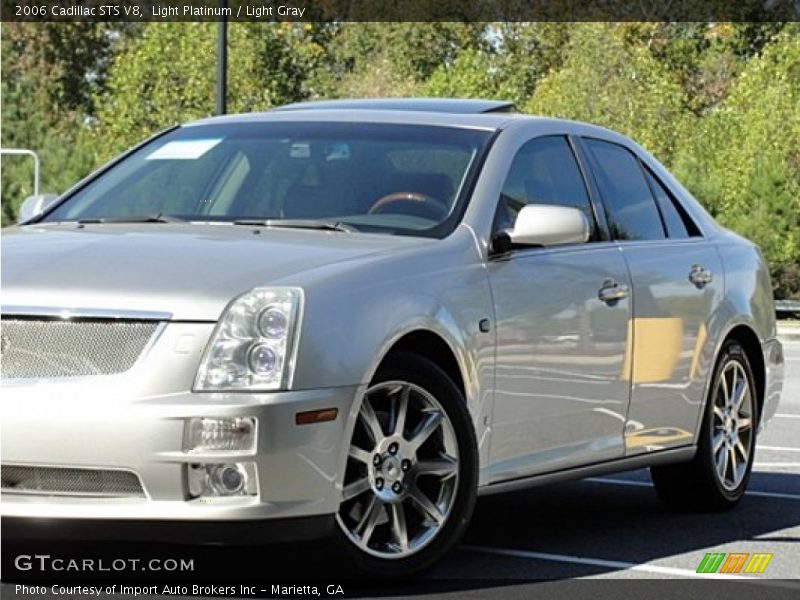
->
(1, 223), (429, 321)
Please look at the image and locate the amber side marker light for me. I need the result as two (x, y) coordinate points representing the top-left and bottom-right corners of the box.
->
(295, 408), (338, 425)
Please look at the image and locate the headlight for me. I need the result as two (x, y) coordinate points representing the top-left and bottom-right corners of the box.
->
(194, 287), (302, 391)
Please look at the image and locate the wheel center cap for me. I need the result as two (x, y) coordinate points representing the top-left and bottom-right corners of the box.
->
(382, 456), (402, 481)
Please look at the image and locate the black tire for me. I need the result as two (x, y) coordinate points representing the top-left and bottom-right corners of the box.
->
(334, 352), (478, 576)
(651, 341), (759, 511)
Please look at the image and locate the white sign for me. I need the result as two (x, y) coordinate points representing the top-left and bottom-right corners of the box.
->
(146, 139), (222, 160)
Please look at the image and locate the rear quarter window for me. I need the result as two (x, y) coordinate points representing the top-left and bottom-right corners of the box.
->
(643, 168), (701, 238)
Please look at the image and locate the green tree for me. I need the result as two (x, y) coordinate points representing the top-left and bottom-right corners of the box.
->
(525, 23), (691, 165)
(1, 22), (129, 223)
(311, 23), (487, 99)
(425, 49), (510, 101)
(622, 22), (786, 115)
(673, 28), (800, 298)
(91, 23), (327, 162)
(424, 23), (571, 105)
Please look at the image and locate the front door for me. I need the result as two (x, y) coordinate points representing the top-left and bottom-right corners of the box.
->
(486, 135), (632, 482)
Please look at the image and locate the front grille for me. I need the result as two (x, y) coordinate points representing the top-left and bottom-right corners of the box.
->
(1, 465), (146, 497)
(0, 318), (159, 379)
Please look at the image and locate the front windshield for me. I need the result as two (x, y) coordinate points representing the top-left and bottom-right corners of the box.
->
(44, 122), (491, 237)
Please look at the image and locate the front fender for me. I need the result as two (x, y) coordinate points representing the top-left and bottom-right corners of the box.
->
(281, 228), (496, 479)
(285, 227), (495, 415)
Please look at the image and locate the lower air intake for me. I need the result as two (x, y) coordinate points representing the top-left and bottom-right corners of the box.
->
(1, 465), (146, 498)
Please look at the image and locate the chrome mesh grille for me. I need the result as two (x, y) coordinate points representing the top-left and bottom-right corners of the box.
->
(1, 465), (145, 497)
(0, 318), (159, 379)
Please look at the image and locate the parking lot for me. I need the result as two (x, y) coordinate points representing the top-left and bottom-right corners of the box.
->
(443, 337), (800, 584)
(2, 338), (798, 595)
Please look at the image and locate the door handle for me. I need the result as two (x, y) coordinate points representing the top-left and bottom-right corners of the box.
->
(689, 264), (713, 288)
(598, 279), (629, 303)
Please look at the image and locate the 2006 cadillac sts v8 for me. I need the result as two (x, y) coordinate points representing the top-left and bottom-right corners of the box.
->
(1, 99), (784, 574)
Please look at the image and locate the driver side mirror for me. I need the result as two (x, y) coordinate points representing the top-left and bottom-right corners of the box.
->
(18, 193), (59, 224)
(500, 204), (590, 250)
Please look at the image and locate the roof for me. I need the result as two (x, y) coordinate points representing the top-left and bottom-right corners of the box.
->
(189, 108), (516, 131)
(186, 100), (608, 137)
(273, 98), (516, 114)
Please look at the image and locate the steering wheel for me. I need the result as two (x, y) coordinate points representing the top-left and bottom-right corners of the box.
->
(367, 192), (448, 221)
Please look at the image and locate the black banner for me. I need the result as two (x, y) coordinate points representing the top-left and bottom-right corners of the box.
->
(4, 536), (800, 598)
(2, 0), (799, 22)
(2, 580), (800, 599)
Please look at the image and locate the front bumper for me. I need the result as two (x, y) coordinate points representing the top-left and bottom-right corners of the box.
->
(1, 515), (334, 544)
(1, 381), (361, 527)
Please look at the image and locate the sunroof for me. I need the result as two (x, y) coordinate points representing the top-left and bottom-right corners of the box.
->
(274, 98), (516, 114)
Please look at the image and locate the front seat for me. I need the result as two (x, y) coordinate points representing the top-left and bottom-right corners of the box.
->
(282, 160), (358, 219)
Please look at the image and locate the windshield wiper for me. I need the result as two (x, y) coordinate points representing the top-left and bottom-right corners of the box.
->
(232, 219), (358, 233)
(77, 213), (185, 224)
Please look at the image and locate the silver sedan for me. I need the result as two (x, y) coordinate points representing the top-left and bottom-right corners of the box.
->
(0, 98), (784, 575)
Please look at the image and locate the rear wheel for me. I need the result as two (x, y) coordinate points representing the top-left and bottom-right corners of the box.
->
(651, 341), (758, 511)
(335, 352), (478, 576)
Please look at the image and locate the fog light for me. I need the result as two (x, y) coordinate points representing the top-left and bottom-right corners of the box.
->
(209, 464), (246, 495)
(187, 462), (257, 498)
(185, 417), (256, 453)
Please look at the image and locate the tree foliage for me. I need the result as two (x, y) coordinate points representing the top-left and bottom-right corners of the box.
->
(91, 23), (328, 161)
(0, 23), (127, 224)
(424, 23), (570, 105)
(525, 23), (690, 165)
(310, 23), (487, 99)
(673, 28), (800, 297)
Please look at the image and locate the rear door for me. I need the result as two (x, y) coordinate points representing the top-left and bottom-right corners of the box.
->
(579, 138), (723, 455)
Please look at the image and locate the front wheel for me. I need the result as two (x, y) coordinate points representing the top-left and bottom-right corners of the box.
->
(651, 341), (759, 511)
(335, 352), (478, 576)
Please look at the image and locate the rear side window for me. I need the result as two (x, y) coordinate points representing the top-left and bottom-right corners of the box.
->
(497, 136), (594, 233)
(644, 169), (700, 238)
(583, 139), (665, 241)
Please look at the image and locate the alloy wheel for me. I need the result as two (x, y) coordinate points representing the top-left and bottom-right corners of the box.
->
(337, 381), (460, 559)
(711, 359), (754, 491)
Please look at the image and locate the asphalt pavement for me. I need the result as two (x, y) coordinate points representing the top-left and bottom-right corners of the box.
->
(445, 336), (800, 584)
(2, 338), (798, 596)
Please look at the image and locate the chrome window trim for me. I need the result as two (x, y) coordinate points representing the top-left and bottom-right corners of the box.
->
(609, 237), (710, 249)
(487, 239), (620, 263)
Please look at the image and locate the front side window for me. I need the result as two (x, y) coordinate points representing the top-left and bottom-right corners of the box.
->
(44, 122), (491, 238)
(583, 138), (666, 241)
(495, 135), (594, 234)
